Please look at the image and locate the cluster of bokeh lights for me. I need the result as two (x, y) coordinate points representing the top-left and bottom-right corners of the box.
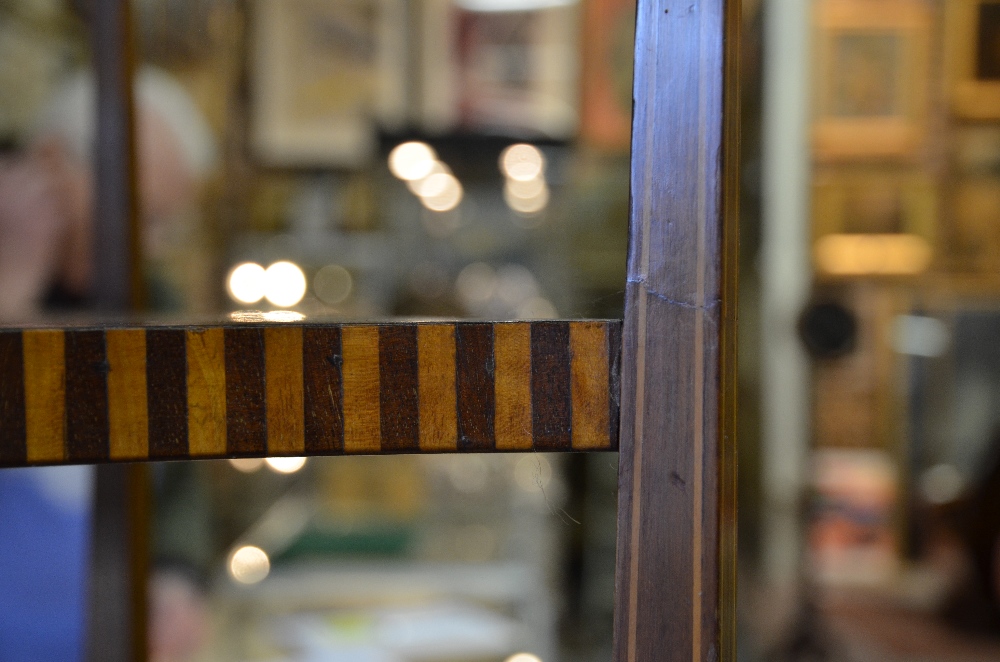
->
(228, 261), (355, 310)
(389, 141), (463, 212)
(227, 261), (307, 308)
(500, 143), (549, 216)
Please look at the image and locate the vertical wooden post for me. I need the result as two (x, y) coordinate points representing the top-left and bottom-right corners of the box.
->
(87, 463), (150, 662)
(88, 1), (148, 661)
(92, 0), (143, 312)
(613, 0), (739, 659)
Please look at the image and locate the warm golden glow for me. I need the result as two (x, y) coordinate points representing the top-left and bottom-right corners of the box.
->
(264, 261), (307, 308)
(814, 234), (932, 276)
(500, 144), (545, 181)
(228, 545), (270, 584)
(388, 142), (437, 181)
(265, 456), (307, 474)
(227, 262), (266, 304)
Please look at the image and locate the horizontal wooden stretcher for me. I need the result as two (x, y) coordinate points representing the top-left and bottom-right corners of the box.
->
(0, 319), (621, 466)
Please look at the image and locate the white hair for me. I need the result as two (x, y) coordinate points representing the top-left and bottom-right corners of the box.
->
(31, 65), (216, 178)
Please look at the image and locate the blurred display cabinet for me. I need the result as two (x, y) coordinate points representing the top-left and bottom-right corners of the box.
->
(166, 454), (587, 661)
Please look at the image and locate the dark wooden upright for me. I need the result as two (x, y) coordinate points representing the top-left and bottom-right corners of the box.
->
(612, 0), (739, 660)
(88, 1), (149, 661)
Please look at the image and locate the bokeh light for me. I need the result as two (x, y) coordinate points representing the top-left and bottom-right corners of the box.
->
(920, 463), (964, 505)
(418, 172), (463, 212)
(314, 264), (353, 305)
(505, 653), (543, 662)
(263, 261), (307, 307)
(517, 296), (558, 319)
(229, 458), (265, 473)
(388, 141), (437, 181)
(227, 262), (266, 304)
(406, 160), (451, 195)
(228, 545), (270, 584)
(505, 176), (546, 199)
(456, 263), (497, 309)
(496, 264), (540, 307)
(500, 144), (545, 181)
(504, 180), (550, 215)
(266, 456), (307, 474)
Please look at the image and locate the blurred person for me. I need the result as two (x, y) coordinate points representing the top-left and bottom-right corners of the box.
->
(0, 65), (214, 318)
(0, 64), (215, 662)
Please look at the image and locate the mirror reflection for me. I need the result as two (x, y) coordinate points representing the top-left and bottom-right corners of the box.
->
(0, 0), (630, 660)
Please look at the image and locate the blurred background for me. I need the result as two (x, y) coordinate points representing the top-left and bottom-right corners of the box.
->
(5, 0), (1000, 660)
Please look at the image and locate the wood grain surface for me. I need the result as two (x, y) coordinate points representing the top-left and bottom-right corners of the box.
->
(531, 322), (572, 451)
(22, 330), (65, 463)
(570, 321), (612, 450)
(146, 329), (187, 459)
(0, 321), (620, 466)
(417, 324), (457, 451)
(224, 327), (268, 455)
(265, 326), (305, 454)
(302, 326), (344, 453)
(186, 328), (227, 456)
(65, 330), (110, 463)
(342, 326), (382, 453)
(379, 326), (420, 452)
(494, 323), (532, 451)
(106, 329), (148, 460)
(612, 0), (739, 660)
(0, 332), (26, 464)
(455, 323), (495, 451)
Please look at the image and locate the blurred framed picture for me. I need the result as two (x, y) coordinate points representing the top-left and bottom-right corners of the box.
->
(418, 0), (579, 139)
(250, 0), (407, 168)
(953, 125), (1000, 174)
(947, 0), (1000, 119)
(812, 169), (936, 237)
(947, 178), (1000, 272)
(812, 0), (930, 160)
(811, 169), (936, 277)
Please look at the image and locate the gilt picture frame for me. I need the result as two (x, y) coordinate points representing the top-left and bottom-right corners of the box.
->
(811, 168), (937, 277)
(812, 0), (931, 160)
(249, 0), (407, 168)
(947, 177), (1000, 272)
(946, 0), (1000, 119)
(418, 0), (579, 139)
(812, 168), (937, 238)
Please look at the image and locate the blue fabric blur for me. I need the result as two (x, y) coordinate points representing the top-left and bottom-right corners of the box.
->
(0, 466), (92, 662)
